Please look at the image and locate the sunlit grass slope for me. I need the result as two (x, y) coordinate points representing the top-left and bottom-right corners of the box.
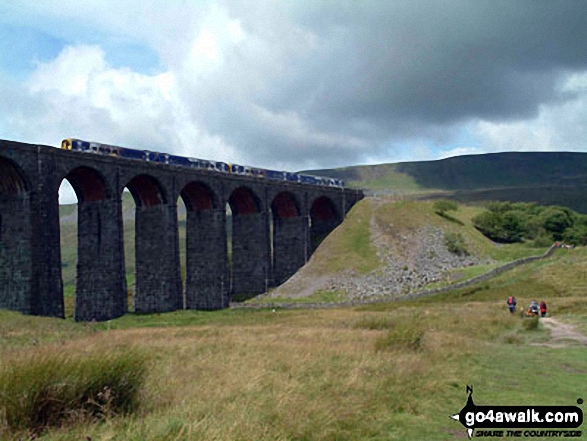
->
(271, 198), (548, 300)
(1, 247), (586, 440)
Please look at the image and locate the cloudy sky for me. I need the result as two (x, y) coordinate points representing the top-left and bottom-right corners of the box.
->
(2, 0), (587, 202)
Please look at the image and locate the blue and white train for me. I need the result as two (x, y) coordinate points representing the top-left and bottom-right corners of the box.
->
(61, 138), (344, 188)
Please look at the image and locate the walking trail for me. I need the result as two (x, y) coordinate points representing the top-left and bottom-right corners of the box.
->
(533, 317), (587, 348)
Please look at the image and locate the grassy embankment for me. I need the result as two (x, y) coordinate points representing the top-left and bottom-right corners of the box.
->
(1, 246), (586, 440)
(261, 198), (549, 303)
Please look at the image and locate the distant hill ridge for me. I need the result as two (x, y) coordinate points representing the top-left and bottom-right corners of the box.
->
(304, 151), (587, 212)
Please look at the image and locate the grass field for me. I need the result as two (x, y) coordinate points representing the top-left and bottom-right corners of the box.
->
(1, 246), (586, 440)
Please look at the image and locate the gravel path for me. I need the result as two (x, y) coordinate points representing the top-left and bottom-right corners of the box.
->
(533, 317), (587, 347)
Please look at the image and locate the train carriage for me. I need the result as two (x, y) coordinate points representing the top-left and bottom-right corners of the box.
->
(61, 138), (344, 188)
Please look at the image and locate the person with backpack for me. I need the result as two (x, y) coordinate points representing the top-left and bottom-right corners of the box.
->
(528, 300), (540, 317)
(540, 301), (547, 317)
(507, 295), (517, 314)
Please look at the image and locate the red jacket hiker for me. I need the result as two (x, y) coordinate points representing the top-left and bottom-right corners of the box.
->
(540, 301), (547, 317)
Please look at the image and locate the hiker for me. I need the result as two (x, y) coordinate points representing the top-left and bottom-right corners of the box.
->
(540, 301), (547, 317)
(507, 295), (517, 314)
(528, 300), (539, 317)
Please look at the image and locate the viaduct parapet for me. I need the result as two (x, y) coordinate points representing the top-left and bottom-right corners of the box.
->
(0, 140), (363, 321)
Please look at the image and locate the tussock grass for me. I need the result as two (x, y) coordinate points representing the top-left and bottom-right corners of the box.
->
(0, 347), (147, 436)
(374, 320), (425, 352)
(522, 316), (540, 331)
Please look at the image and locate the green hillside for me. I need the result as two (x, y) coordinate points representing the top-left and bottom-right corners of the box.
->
(262, 198), (551, 303)
(306, 151), (587, 212)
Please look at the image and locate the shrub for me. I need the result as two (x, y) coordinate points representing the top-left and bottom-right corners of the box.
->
(563, 225), (587, 245)
(0, 348), (147, 435)
(532, 235), (554, 248)
(444, 232), (469, 256)
(540, 207), (574, 240)
(473, 211), (527, 243)
(433, 200), (458, 215)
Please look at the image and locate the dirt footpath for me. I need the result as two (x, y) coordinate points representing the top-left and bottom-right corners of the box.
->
(534, 317), (587, 347)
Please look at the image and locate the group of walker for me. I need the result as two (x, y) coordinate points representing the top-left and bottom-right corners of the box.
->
(506, 296), (547, 317)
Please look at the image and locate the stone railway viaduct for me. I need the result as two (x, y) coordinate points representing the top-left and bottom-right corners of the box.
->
(0, 140), (363, 321)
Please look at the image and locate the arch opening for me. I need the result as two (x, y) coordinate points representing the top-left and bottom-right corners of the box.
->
(310, 196), (340, 253)
(121, 189), (137, 312)
(65, 167), (108, 203)
(229, 186), (261, 215)
(181, 181), (215, 212)
(311, 196), (338, 223)
(0, 157), (28, 196)
(271, 192), (299, 219)
(126, 174), (166, 208)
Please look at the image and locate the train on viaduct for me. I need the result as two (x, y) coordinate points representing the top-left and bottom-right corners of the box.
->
(0, 139), (363, 322)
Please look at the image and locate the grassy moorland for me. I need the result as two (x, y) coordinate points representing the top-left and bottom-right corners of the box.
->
(1, 246), (586, 440)
(307, 151), (587, 213)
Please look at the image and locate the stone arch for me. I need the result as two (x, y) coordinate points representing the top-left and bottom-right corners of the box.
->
(0, 156), (29, 195)
(64, 166), (110, 202)
(181, 181), (216, 212)
(0, 156), (34, 315)
(271, 191), (300, 219)
(229, 186), (261, 215)
(311, 196), (339, 223)
(309, 196), (341, 253)
(125, 174), (166, 207)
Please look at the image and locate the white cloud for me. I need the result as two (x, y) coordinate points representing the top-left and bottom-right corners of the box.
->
(470, 72), (587, 154)
(2, 0), (587, 197)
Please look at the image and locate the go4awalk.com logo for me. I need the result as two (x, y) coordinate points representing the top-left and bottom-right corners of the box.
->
(450, 386), (583, 439)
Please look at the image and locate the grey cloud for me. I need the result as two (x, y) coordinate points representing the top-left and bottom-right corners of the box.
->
(176, 0), (587, 168)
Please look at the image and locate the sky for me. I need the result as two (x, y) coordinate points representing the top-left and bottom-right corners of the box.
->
(1, 1), (587, 203)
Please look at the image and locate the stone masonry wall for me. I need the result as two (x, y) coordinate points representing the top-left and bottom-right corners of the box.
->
(185, 208), (229, 309)
(272, 216), (307, 286)
(231, 212), (270, 298)
(74, 199), (126, 321)
(0, 195), (34, 314)
(134, 204), (182, 313)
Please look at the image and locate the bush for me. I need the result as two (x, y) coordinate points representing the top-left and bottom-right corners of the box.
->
(563, 225), (587, 245)
(473, 202), (580, 244)
(540, 207), (574, 240)
(473, 211), (525, 243)
(0, 348), (147, 435)
(444, 232), (469, 256)
(433, 200), (458, 215)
